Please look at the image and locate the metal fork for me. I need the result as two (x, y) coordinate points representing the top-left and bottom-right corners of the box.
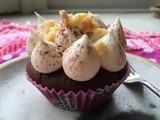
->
(125, 65), (160, 97)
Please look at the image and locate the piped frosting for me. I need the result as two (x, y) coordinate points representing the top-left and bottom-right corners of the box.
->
(35, 12), (56, 34)
(26, 28), (39, 56)
(86, 12), (108, 42)
(62, 35), (100, 81)
(88, 12), (107, 29)
(35, 12), (46, 33)
(95, 28), (126, 72)
(31, 36), (63, 73)
(110, 17), (126, 50)
(54, 26), (83, 50)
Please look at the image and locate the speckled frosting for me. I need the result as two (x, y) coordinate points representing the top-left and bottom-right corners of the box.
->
(26, 10), (127, 81)
(62, 35), (100, 81)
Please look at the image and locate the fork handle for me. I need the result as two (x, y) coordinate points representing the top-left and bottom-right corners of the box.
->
(142, 80), (160, 97)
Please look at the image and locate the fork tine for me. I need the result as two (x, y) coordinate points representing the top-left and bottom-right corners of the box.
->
(130, 64), (136, 72)
(130, 68), (135, 75)
(129, 64), (136, 75)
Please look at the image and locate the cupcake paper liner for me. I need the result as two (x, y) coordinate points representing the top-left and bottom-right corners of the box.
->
(25, 62), (130, 110)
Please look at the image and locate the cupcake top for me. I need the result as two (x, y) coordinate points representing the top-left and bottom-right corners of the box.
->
(26, 10), (127, 81)
(62, 34), (100, 81)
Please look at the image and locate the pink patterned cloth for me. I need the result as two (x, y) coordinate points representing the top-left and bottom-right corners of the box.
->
(0, 20), (160, 64)
(124, 27), (160, 63)
(0, 19), (36, 63)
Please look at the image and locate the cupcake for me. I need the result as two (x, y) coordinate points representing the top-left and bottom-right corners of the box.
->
(25, 10), (130, 110)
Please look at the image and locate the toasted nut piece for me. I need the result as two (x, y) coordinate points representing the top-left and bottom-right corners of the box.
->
(59, 10), (69, 26)
(44, 26), (60, 42)
(94, 40), (107, 58)
(44, 31), (56, 42)
(68, 13), (88, 28)
(88, 28), (108, 42)
(43, 20), (56, 33)
(81, 16), (98, 33)
(68, 14), (74, 18)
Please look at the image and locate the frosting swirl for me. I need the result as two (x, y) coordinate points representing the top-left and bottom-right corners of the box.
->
(35, 12), (56, 34)
(31, 36), (63, 73)
(88, 12), (107, 29)
(95, 27), (126, 72)
(35, 12), (46, 33)
(110, 17), (126, 50)
(62, 35), (100, 81)
(86, 12), (108, 42)
(26, 28), (39, 56)
(54, 26), (83, 50)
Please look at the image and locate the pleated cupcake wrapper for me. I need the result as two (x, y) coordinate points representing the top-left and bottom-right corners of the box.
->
(25, 63), (130, 110)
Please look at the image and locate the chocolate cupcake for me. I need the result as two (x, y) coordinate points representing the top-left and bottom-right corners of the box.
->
(25, 10), (130, 110)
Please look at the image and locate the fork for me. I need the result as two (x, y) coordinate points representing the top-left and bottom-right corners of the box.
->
(125, 64), (160, 97)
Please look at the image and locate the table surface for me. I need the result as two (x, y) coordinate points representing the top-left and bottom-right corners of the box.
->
(1, 12), (160, 32)
(0, 54), (160, 120)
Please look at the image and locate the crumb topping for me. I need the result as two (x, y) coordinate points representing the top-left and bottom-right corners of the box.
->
(42, 10), (107, 45)
(59, 10), (69, 27)
(43, 20), (56, 33)
(44, 26), (60, 42)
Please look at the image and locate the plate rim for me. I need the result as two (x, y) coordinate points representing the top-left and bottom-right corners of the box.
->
(0, 55), (29, 70)
(0, 53), (160, 70)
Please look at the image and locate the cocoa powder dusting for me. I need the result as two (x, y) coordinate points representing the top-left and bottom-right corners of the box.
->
(79, 61), (83, 64)
(70, 27), (73, 31)
(44, 51), (49, 55)
(39, 51), (43, 55)
(76, 54), (79, 58)
(80, 31), (83, 35)
(73, 31), (79, 38)
(73, 57), (77, 62)
(59, 52), (63, 57)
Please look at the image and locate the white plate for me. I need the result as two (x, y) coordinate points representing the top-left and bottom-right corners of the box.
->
(0, 54), (160, 120)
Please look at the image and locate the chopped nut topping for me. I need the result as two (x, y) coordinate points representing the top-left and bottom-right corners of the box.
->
(68, 13), (88, 28)
(44, 26), (60, 42)
(43, 20), (56, 33)
(88, 28), (108, 42)
(81, 16), (98, 33)
(68, 14), (74, 18)
(59, 10), (69, 27)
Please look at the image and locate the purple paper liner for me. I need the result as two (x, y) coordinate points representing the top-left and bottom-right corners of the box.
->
(25, 62), (130, 110)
